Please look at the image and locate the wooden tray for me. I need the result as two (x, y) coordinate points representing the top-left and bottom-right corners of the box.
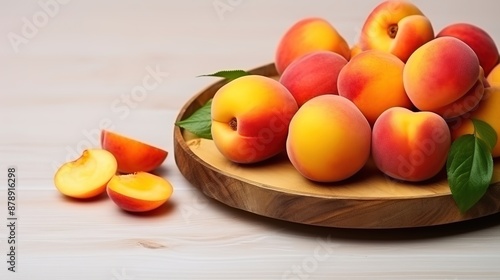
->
(173, 63), (500, 229)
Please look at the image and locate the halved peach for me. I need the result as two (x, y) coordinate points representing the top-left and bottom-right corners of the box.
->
(54, 149), (117, 199)
(107, 172), (173, 212)
(101, 130), (168, 173)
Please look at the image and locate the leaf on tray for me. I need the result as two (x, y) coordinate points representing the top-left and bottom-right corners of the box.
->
(175, 99), (213, 139)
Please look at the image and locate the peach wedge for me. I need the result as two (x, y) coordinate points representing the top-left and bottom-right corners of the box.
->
(54, 149), (117, 199)
(101, 130), (168, 174)
(107, 172), (173, 212)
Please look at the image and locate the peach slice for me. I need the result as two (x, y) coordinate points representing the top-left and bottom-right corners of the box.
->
(101, 130), (168, 174)
(107, 172), (173, 212)
(54, 149), (117, 199)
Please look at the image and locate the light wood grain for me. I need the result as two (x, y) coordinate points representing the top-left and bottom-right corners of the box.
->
(2, 0), (500, 279)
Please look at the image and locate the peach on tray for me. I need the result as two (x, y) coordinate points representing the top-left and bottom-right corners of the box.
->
(274, 17), (350, 74)
(359, 0), (434, 62)
(211, 75), (298, 164)
(54, 149), (117, 199)
(101, 130), (168, 174)
(279, 51), (347, 107)
(107, 172), (173, 212)
(338, 50), (413, 125)
(286, 95), (371, 182)
(372, 107), (451, 182)
(403, 37), (480, 115)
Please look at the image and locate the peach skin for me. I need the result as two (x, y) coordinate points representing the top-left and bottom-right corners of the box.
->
(107, 172), (173, 212)
(338, 50), (413, 125)
(286, 95), (371, 182)
(404, 37), (480, 112)
(487, 63), (500, 87)
(54, 149), (117, 199)
(449, 86), (500, 157)
(211, 75), (298, 164)
(359, 0), (434, 62)
(101, 130), (168, 174)
(279, 51), (348, 107)
(437, 23), (499, 76)
(372, 107), (451, 182)
(275, 17), (350, 74)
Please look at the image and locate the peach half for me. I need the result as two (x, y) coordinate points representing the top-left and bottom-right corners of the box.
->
(101, 130), (168, 174)
(54, 149), (117, 199)
(107, 172), (173, 212)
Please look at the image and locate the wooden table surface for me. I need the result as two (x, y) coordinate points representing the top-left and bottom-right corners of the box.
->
(2, 0), (500, 279)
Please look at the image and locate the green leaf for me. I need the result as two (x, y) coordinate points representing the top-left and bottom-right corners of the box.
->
(175, 99), (213, 139)
(197, 70), (250, 81)
(472, 118), (497, 152)
(446, 134), (494, 213)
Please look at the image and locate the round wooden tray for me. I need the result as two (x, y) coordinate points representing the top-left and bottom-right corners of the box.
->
(173, 63), (500, 229)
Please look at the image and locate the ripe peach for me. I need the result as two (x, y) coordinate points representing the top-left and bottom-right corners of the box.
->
(275, 17), (350, 74)
(433, 79), (485, 120)
(286, 95), (371, 182)
(211, 75), (298, 164)
(359, 0), (434, 62)
(107, 172), (173, 212)
(54, 149), (117, 199)
(404, 37), (480, 113)
(101, 130), (168, 174)
(437, 23), (499, 76)
(279, 51), (348, 107)
(449, 87), (500, 157)
(337, 50), (413, 125)
(487, 63), (500, 87)
(350, 43), (363, 59)
(372, 107), (451, 182)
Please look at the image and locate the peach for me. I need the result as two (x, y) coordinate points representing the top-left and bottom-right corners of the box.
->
(487, 63), (500, 87)
(449, 87), (500, 157)
(372, 107), (451, 182)
(286, 95), (371, 182)
(350, 43), (363, 59)
(54, 149), (117, 199)
(211, 75), (298, 164)
(279, 51), (348, 107)
(437, 23), (499, 76)
(275, 17), (350, 74)
(337, 50), (413, 125)
(433, 78), (485, 120)
(107, 172), (173, 212)
(101, 130), (168, 174)
(359, 0), (434, 62)
(404, 37), (480, 113)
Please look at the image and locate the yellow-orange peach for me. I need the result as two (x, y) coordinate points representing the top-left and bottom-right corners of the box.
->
(211, 75), (298, 164)
(359, 0), (434, 62)
(107, 172), (173, 212)
(338, 50), (413, 125)
(279, 51), (348, 107)
(101, 130), (168, 174)
(404, 37), (480, 112)
(54, 149), (117, 199)
(350, 44), (363, 59)
(275, 17), (350, 74)
(437, 23), (499, 76)
(372, 107), (451, 182)
(487, 63), (500, 87)
(286, 95), (371, 182)
(449, 87), (500, 157)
